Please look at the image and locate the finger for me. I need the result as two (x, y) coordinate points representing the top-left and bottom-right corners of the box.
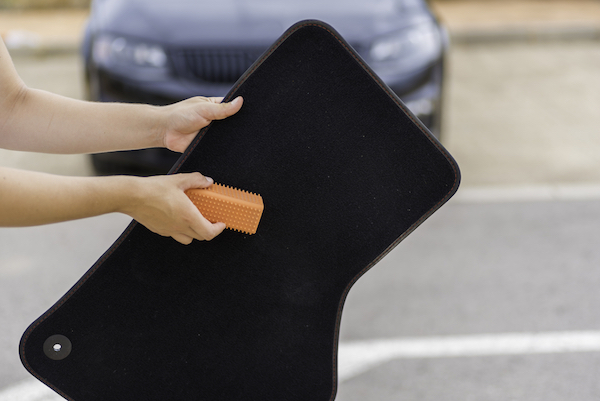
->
(178, 181), (226, 241)
(198, 221), (226, 241)
(172, 233), (193, 245)
(187, 209), (226, 241)
(202, 96), (243, 121)
(171, 211), (218, 243)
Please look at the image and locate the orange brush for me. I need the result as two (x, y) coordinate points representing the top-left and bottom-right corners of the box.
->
(185, 183), (264, 235)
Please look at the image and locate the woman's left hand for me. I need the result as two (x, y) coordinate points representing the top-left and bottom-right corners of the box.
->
(161, 96), (243, 152)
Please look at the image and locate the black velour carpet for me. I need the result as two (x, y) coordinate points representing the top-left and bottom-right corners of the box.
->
(20, 20), (460, 401)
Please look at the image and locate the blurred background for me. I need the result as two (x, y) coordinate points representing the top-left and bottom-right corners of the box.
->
(2, 1), (600, 400)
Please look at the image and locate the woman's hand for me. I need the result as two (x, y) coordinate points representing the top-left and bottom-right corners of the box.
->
(161, 96), (243, 153)
(122, 173), (226, 244)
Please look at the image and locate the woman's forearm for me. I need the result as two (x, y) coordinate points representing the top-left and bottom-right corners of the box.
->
(0, 166), (141, 226)
(0, 37), (162, 154)
(1, 86), (165, 154)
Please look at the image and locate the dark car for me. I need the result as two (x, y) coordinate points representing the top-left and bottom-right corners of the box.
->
(82, 0), (447, 175)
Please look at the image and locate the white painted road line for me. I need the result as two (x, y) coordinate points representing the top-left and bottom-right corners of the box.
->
(453, 184), (600, 203)
(4, 331), (600, 400)
(338, 331), (600, 381)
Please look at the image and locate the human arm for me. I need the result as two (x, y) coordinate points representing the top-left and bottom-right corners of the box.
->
(0, 167), (225, 244)
(0, 37), (242, 154)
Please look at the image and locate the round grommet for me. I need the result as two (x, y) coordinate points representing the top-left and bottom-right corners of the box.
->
(43, 334), (72, 361)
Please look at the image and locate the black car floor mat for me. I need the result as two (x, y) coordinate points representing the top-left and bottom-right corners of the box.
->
(20, 20), (460, 401)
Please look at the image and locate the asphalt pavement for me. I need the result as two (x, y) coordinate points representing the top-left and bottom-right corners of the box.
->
(2, 2), (600, 400)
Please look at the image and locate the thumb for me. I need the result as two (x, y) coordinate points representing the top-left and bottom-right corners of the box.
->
(205, 96), (243, 121)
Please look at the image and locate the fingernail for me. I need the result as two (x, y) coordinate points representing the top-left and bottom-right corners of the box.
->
(205, 176), (214, 184)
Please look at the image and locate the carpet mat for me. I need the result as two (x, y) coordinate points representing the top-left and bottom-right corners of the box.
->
(21, 20), (460, 401)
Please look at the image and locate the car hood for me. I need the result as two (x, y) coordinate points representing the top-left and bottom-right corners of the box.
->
(91, 0), (428, 47)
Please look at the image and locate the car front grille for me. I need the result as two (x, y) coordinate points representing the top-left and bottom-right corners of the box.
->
(170, 48), (267, 83)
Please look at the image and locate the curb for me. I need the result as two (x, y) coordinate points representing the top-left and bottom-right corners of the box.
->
(6, 24), (600, 56)
(450, 24), (600, 44)
(7, 43), (79, 56)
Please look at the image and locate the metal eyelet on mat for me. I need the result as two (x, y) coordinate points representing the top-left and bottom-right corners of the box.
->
(43, 334), (72, 360)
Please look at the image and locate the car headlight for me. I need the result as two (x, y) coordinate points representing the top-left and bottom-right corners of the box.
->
(369, 20), (442, 72)
(92, 35), (168, 78)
